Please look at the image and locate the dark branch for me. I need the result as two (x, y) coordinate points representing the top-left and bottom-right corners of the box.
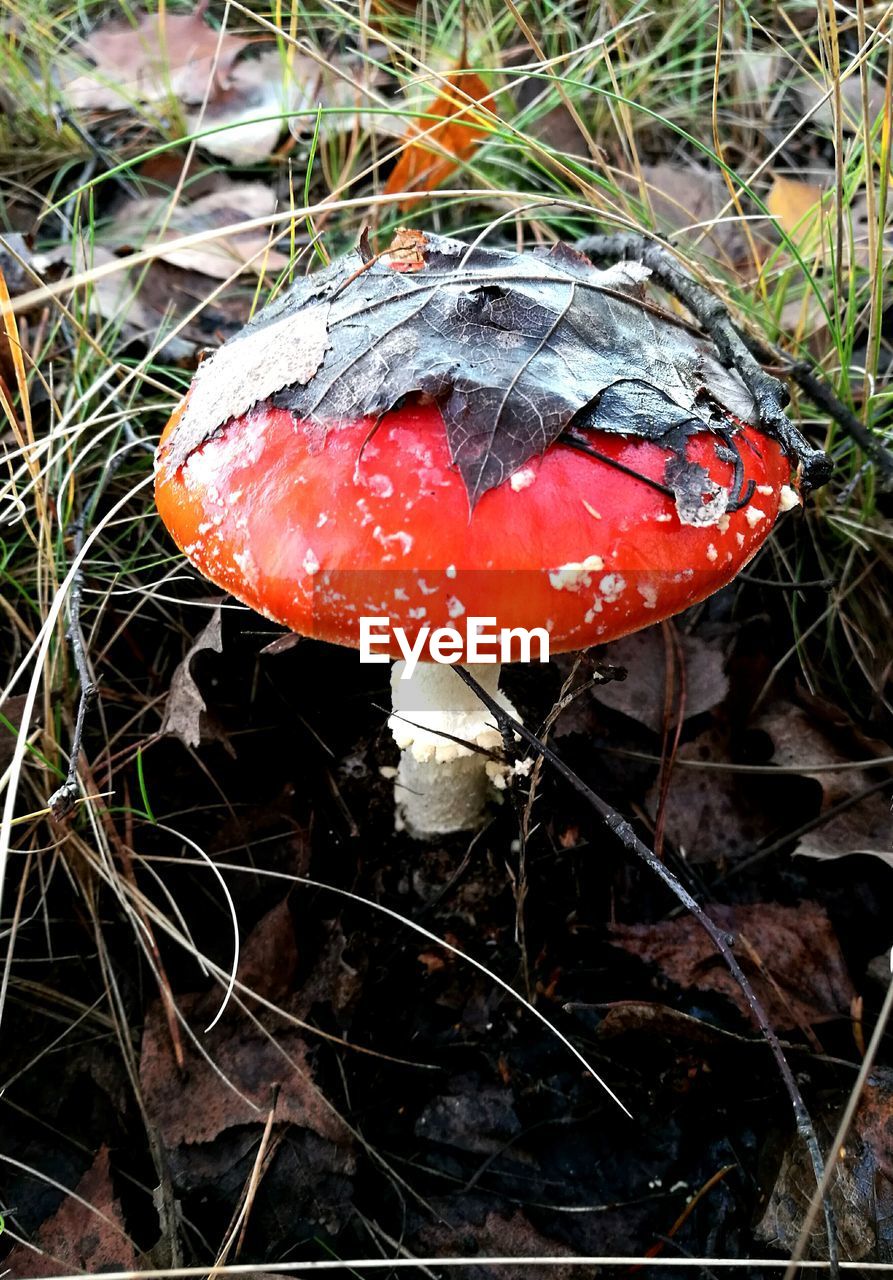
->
(575, 232), (835, 493)
(48, 514), (96, 821)
(453, 663), (840, 1278)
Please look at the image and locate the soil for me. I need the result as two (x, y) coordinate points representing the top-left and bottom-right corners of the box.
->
(3, 578), (893, 1277)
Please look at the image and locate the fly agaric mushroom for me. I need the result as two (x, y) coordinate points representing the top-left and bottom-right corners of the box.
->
(155, 230), (825, 838)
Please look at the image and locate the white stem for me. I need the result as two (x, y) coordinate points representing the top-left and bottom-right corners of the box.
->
(388, 661), (520, 839)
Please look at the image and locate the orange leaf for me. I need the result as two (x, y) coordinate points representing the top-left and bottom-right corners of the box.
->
(767, 175), (823, 240)
(385, 72), (492, 210)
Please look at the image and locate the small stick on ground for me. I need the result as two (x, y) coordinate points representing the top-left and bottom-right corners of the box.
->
(454, 663), (840, 1279)
(575, 231), (892, 492)
(48, 513), (96, 821)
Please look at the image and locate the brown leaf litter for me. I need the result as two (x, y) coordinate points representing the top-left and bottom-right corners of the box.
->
(610, 901), (856, 1032)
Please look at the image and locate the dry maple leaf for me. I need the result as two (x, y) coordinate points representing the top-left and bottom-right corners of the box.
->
(63, 2), (248, 111)
(384, 71), (493, 209)
(166, 230), (774, 515)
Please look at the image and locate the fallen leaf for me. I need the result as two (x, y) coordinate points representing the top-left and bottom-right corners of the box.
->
(644, 728), (776, 864)
(189, 49), (392, 165)
(140, 1001), (346, 1150)
(756, 705), (893, 868)
(797, 71), (887, 136)
(384, 71), (493, 209)
(756, 1068), (893, 1260)
(139, 901), (350, 1150)
(734, 51), (783, 102)
(4, 1147), (137, 1278)
(62, 4), (248, 111)
(610, 901), (856, 1032)
(31, 241), (249, 358)
(161, 230), (760, 517)
(589, 629), (729, 733)
(413, 1205), (578, 1280)
(415, 1085), (522, 1156)
(109, 180), (290, 280)
(160, 608), (225, 749)
(236, 899), (299, 1005)
(590, 999), (767, 1048)
(631, 163), (769, 266)
(767, 175), (824, 241)
(0, 694), (31, 773)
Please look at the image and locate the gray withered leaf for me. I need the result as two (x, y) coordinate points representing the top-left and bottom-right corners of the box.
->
(166, 231), (756, 509)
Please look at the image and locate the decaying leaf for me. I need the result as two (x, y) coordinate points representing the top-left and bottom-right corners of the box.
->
(632, 163), (769, 265)
(189, 48), (392, 165)
(31, 239), (250, 357)
(109, 180), (290, 280)
(62, 3), (248, 110)
(413, 1204), (578, 1280)
(796, 71), (888, 136)
(589, 628), (729, 733)
(160, 608), (225, 749)
(756, 1068), (893, 1260)
(756, 705), (893, 868)
(165, 230), (769, 515)
(767, 175), (824, 241)
(139, 903), (350, 1149)
(610, 901), (855, 1032)
(4, 1146), (137, 1279)
(384, 71), (493, 209)
(644, 728), (776, 864)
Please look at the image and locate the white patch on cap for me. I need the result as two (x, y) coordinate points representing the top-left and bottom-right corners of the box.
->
(637, 582), (659, 609)
(745, 505), (767, 528)
(367, 474), (394, 498)
(510, 466), (536, 492)
(599, 573), (626, 602)
(549, 554), (605, 592)
(303, 548), (320, 576)
(373, 526), (413, 556)
(779, 484), (801, 511)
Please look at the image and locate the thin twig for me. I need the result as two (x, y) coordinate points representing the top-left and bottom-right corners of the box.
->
(48, 513), (96, 821)
(453, 664), (840, 1278)
(575, 232), (834, 491)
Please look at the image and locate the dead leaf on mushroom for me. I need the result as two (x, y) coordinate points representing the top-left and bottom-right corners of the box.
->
(164, 230), (760, 514)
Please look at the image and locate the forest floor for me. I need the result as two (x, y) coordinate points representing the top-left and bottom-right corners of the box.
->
(2, 1), (893, 1276)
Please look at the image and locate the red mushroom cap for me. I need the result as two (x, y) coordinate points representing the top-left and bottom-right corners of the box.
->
(155, 396), (794, 660)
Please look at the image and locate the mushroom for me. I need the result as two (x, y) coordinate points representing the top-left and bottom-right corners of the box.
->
(156, 397), (798, 838)
(155, 229), (820, 838)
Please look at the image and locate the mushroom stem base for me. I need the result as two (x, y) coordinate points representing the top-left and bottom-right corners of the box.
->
(388, 661), (518, 839)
